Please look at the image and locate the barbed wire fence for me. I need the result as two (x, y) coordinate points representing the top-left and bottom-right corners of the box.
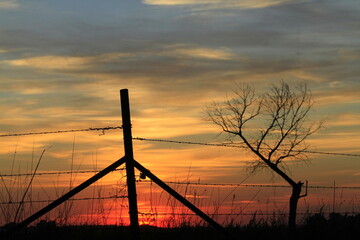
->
(0, 126), (359, 228)
(1, 126), (359, 157)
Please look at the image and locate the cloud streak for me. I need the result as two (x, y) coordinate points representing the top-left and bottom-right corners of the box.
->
(0, 0), (18, 9)
(5, 55), (92, 70)
(3, 45), (236, 71)
(142, 0), (306, 10)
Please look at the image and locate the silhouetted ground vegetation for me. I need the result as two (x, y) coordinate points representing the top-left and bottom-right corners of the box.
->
(2, 213), (360, 240)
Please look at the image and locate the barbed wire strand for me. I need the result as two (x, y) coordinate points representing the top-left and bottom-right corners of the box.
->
(1, 173), (358, 189)
(0, 126), (122, 138)
(0, 195), (127, 205)
(0, 126), (358, 157)
(0, 168), (125, 178)
(137, 179), (360, 190)
(133, 137), (360, 157)
(139, 211), (360, 216)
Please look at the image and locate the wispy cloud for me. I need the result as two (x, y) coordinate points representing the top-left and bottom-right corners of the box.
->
(165, 44), (236, 60)
(142, 0), (306, 9)
(315, 87), (360, 106)
(5, 56), (92, 70)
(2, 45), (237, 76)
(0, 0), (19, 9)
(327, 113), (360, 127)
(3, 52), (131, 71)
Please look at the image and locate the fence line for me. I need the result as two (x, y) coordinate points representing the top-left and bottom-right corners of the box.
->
(0, 168), (126, 178)
(139, 211), (360, 216)
(137, 180), (360, 190)
(0, 126), (359, 157)
(0, 126), (122, 138)
(133, 137), (360, 157)
(0, 195), (128, 205)
(0, 180), (357, 208)
(2, 172), (360, 190)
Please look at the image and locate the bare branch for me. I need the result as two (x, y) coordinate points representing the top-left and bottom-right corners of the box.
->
(205, 81), (322, 186)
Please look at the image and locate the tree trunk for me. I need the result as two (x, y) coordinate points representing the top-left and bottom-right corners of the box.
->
(288, 182), (303, 234)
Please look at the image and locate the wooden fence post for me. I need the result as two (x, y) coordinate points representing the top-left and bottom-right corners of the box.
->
(120, 89), (140, 240)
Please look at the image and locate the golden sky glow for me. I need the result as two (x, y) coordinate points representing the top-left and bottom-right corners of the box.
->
(0, 0), (359, 227)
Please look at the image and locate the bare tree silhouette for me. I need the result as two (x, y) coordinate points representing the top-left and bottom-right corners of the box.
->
(206, 81), (323, 233)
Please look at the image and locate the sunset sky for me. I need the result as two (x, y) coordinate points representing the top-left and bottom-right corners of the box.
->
(0, 0), (359, 226)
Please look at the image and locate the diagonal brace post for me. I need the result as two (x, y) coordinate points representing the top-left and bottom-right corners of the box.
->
(3, 157), (127, 238)
(133, 159), (234, 239)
